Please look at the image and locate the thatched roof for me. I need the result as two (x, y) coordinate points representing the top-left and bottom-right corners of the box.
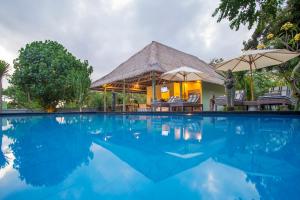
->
(91, 41), (224, 91)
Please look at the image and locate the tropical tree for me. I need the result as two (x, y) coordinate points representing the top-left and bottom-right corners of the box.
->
(0, 60), (10, 112)
(261, 22), (300, 109)
(66, 65), (93, 112)
(213, 0), (283, 31)
(3, 86), (41, 109)
(213, 0), (300, 108)
(10, 40), (93, 112)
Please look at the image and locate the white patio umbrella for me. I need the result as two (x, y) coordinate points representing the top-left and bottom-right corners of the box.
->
(215, 49), (300, 100)
(161, 66), (207, 99)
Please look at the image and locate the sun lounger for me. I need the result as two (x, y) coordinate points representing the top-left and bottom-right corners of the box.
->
(170, 94), (203, 112)
(215, 90), (245, 109)
(257, 86), (294, 109)
(151, 96), (180, 111)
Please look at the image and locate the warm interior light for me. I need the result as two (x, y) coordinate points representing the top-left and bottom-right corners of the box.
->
(184, 129), (190, 140)
(162, 124), (170, 136)
(134, 83), (139, 89)
(196, 80), (201, 83)
(184, 133), (190, 140)
(174, 128), (181, 140)
(196, 133), (202, 142)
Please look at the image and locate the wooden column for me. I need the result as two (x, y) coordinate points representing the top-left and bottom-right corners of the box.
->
(152, 72), (156, 101)
(104, 86), (107, 112)
(179, 82), (183, 99)
(122, 80), (126, 112)
(151, 72), (157, 112)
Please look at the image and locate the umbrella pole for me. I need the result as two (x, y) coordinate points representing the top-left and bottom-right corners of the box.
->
(249, 62), (255, 101)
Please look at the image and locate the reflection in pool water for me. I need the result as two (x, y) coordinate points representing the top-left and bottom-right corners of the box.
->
(0, 114), (299, 199)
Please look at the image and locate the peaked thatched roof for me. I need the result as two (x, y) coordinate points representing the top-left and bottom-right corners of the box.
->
(91, 41), (224, 89)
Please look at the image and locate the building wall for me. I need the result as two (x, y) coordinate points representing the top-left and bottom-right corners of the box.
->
(147, 81), (224, 111)
(146, 82), (203, 105)
(147, 83), (175, 105)
(202, 82), (225, 111)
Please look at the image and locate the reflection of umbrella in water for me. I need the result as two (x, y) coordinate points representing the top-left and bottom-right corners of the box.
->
(215, 49), (300, 100)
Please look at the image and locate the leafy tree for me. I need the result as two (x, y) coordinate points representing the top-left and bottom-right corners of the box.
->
(66, 66), (92, 112)
(3, 86), (41, 109)
(10, 40), (92, 112)
(212, 0), (283, 31)
(0, 60), (9, 112)
(86, 91), (104, 110)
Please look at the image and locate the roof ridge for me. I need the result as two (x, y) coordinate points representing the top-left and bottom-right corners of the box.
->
(151, 41), (209, 66)
(148, 41), (158, 65)
(92, 42), (153, 84)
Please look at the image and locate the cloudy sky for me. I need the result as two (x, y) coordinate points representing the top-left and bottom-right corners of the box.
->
(0, 0), (253, 87)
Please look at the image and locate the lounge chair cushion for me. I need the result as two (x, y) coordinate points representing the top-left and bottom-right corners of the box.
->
(187, 94), (200, 103)
(234, 90), (245, 101)
(167, 96), (175, 103)
(187, 95), (195, 103)
(168, 96), (181, 103)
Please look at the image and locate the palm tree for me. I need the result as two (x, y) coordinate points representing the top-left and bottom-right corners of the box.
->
(0, 60), (10, 112)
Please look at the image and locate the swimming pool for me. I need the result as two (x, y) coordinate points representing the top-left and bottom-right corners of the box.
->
(0, 113), (299, 199)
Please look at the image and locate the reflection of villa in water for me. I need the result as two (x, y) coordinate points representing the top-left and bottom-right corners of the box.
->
(92, 116), (226, 181)
(0, 115), (300, 199)
(91, 115), (300, 183)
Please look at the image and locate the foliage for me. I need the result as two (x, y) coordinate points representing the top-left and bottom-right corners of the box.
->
(66, 65), (93, 111)
(85, 91), (146, 111)
(0, 60), (9, 78)
(85, 91), (104, 110)
(3, 86), (41, 109)
(242, 0), (300, 50)
(0, 60), (10, 112)
(212, 0), (283, 31)
(209, 58), (224, 65)
(10, 40), (93, 111)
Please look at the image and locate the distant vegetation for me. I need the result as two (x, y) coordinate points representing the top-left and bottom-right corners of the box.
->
(6, 40), (93, 112)
(3, 40), (146, 111)
(0, 60), (10, 112)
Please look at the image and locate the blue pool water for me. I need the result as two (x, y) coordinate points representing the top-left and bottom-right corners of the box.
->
(0, 114), (300, 200)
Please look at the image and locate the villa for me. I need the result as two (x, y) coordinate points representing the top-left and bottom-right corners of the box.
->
(91, 41), (225, 111)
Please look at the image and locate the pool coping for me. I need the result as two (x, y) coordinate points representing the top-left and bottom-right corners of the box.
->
(1, 111), (300, 116)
